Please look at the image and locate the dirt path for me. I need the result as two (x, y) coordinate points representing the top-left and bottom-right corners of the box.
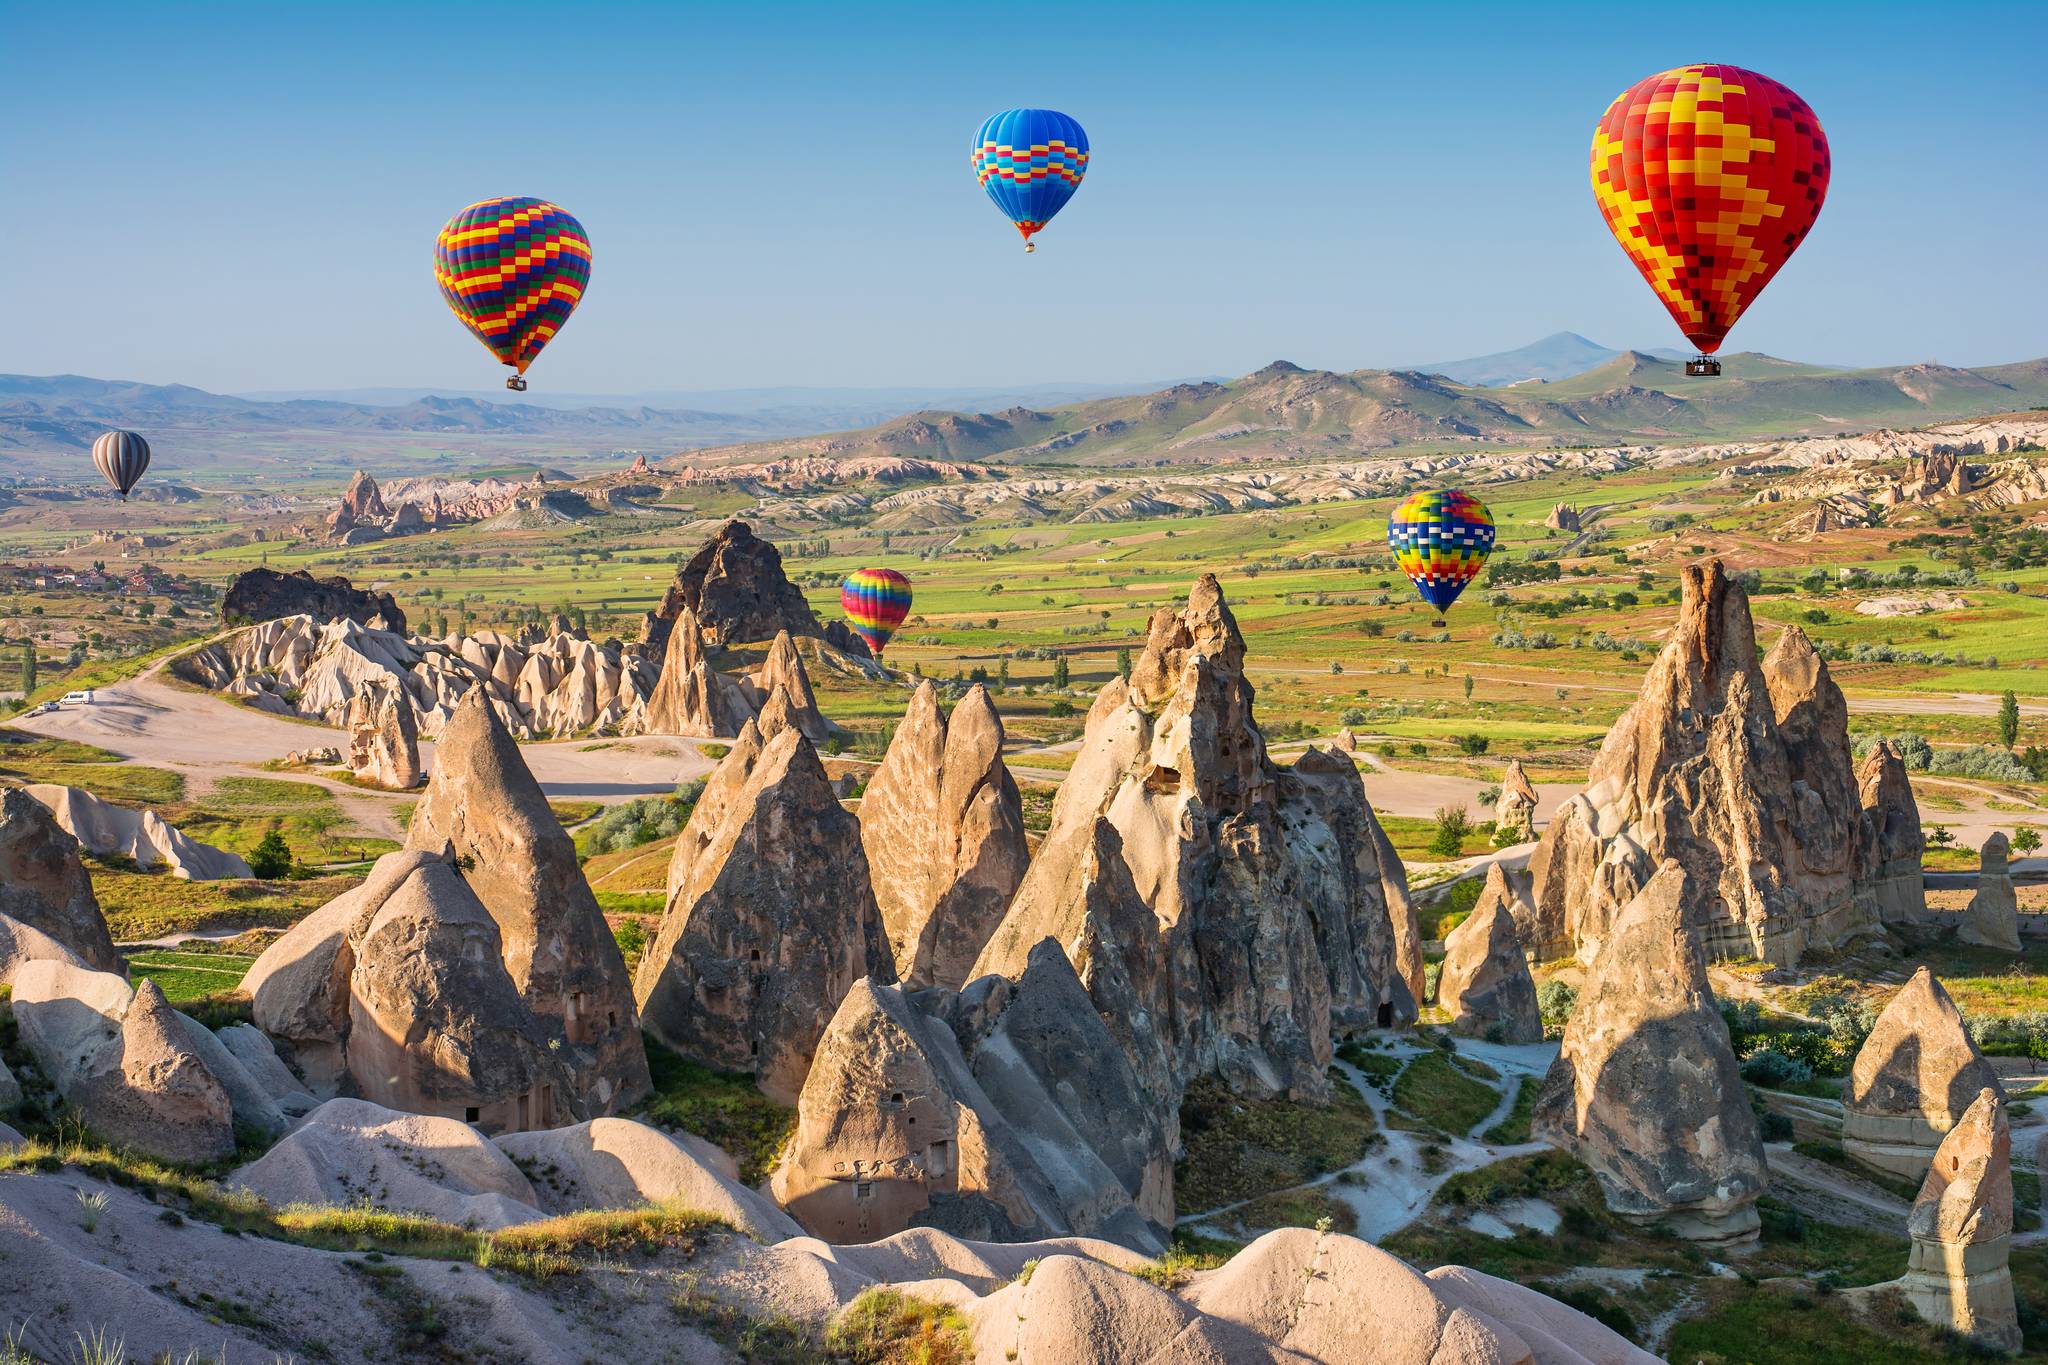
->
(1761, 1144), (1912, 1232)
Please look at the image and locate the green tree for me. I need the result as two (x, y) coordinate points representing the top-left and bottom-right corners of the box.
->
(248, 829), (294, 879)
(1116, 647), (1132, 681)
(1462, 674), (1474, 701)
(19, 640), (34, 696)
(1428, 805), (1471, 859)
(2000, 690), (2021, 749)
(1052, 656), (1069, 689)
(2013, 827), (2042, 855)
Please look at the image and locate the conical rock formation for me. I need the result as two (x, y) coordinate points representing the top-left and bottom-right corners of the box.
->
(0, 787), (121, 974)
(860, 681), (1029, 989)
(403, 689), (648, 1111)
(637, 602), (756, 738)
(975, 577), (1418, 1113)
(1961, 832), (2020, 951)
(751, 630), (830, 743)
(1438, 889), (1542, 1043)
(1845, 967), (2005, 1179)
(635, 727), (895, 1103)
(1903, 1087), (2021, 1353)
(1494, 759), (1538, 842)
(1858, 738), (1926, 924)
(1523, 560), (1878, 966)
(1532, 860), (1768, 1245)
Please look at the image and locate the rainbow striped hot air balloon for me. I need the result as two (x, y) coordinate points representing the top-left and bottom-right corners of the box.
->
(972, 108), (1089, 253)
(434, 197), (591, 391)
(1387, 490), (1495, 626)
(841, 568), (912, 656)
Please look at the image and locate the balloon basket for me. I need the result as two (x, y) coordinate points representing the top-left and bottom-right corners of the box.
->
(1685, 356), (1721, 377)
(506, 375), (529, 392)
(1023, 241), (1035, 254)
(1433, 618), (1447, 629)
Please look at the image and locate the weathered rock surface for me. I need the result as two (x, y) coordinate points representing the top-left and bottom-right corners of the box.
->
(751, 630), (831, 742)
(975, 576), (1418, 1113)
(770, 946), (1167, 1253)
(222, 566), (405, 633)
(1523, 561), (1879, 967)
(344, 682), (421, 790)
(1902, 1087), (2021, 1354)
(859, 681), (1029, 989)
(497, 1118), (799, 1242)
(1845, 967), (2006, 1180)
(1546, 502), (1584, 532)
(12, 963), (235, 1164)
(636, 601), (757, 737)
(1438, 889), (1542, 1043)
(0, 912), (85, 989)
(1494, 759), (1538, 842)
(1858, 738), (1926, 924)
(0, 787), (121, 973)
(230, 1099), (543, 1230)
(644, 519), (870, 658)
(1533, 861), (1768, 1245)
(406, 688), (649, 1112)
(1961, 832), (2021, 952)
(180, 613), (657, 740)
(22, 784), (252, 880)
(0, 1058), (17, 1116)
(636, 727), (895, 1103)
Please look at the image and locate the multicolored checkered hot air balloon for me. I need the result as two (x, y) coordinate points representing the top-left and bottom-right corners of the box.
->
(1387, 490), (1495, 625)
(972, 109), (1089, 253)
(434, 197), (591, 391)
(841, 568), (912, 656)
(1591, 64), (1830, 377)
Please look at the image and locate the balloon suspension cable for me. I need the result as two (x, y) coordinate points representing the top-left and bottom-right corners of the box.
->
(506, 374), (529, 392)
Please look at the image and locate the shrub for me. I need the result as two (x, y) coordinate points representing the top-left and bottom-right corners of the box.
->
(1047, 698), (1075, 718)
(1739, 1048), (1814, 1089)
(1428, 805), (1471, 858)
(825, 1289), (973, 1364)
(1340, 707), (1367, 727)
(1536, 981), (1578, 1038)
(247, 830), (293, 879)
(1455, 733), (1490, 757)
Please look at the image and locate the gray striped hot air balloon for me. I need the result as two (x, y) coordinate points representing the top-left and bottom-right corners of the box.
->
(92, 430), (151, 499)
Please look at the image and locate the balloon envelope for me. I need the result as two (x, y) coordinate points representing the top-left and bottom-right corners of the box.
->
(434, 197), (591, 377)
(1591, 64), (1830, 355)
(841, 568), (912, 655)
(972, 108), (1089, 246)
(1387, 489), (1495, 615)
(92, 430), (150, 498)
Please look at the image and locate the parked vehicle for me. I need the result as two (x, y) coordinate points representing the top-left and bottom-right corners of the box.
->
(61, 690), (94, 704)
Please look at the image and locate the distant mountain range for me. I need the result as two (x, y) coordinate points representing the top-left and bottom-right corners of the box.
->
(668, 351), (2048, 470)
(5, 342), (2045, 478)
(1407, 332), (1692, 387)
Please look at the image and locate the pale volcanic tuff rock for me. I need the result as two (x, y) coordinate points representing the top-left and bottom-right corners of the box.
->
(0, 787), (121, 973)
(0, 913), (85, 990)
(1437, 890), (1542, 1044)
(859, 681), (1029, 990)
(1494, 758), (1538, 843)
(1545, 502), (1584, 532)
(771, 941), (1167, 1252)
(1961, 832), (2021, 952)
(974, 575), (1420, 1109)
(405, 689), (649, 1112)
(343, 681), (421, 790)
(11, 963), (236, 1164)
(635, 726), (896, 1104)
(1523, 560), (1880, 967)
(635, 600), (757, 738)
(1902, 1087), (2022, 1354)
(1858, 738), (1927, 924)
(1533, 861), (1769, 1245)
(752, 629), (831, 743)
(1844, 967), (2006, 1180)
(22, 784), (252, 880)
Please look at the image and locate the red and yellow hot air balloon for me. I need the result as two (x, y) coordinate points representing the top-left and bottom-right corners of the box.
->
(1590, 64), (1830, 376)
(434, 197), (591, 391)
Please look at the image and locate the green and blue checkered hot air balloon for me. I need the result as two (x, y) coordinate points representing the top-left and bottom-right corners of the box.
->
(972, 108), (1089, 253)
(1387, 489), (1495, 625)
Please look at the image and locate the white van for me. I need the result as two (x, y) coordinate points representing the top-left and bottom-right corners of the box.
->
(61, 689), (94, 704)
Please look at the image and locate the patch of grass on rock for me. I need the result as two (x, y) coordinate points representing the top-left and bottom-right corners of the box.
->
(1482, 1076), (1542, 1145)
(1390, 1050), (1499, 1137)
(825, 1289), (972, 1365)
(1174, 1073), (1378, 1216)
(632, 1040), (796, 1186)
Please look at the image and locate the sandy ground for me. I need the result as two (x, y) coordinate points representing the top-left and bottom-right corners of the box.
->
(10, 672), (721, 824)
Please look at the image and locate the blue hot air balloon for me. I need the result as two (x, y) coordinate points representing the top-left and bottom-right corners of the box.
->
(972, 108), (1089, 253)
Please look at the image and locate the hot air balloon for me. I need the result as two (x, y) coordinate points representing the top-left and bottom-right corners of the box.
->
(434, 197), (591, 391)
(92, 431), (150, 499)
(841, 568), (912, 656)
(972, 109), (1089, 253)
(1387, 489), (1495, 627)
(1591, 64), (1830, 377)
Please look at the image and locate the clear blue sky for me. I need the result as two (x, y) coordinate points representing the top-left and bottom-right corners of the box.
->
(7, 1), (2044, 395)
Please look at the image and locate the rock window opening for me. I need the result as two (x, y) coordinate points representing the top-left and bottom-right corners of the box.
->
(750, 1038), (760, 1057)
(1377, 1002), (1394, 1027)
(465, 1106), (480, 1124)
(855, 1181), (874, 1201)
(750, 949), (762, 962)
